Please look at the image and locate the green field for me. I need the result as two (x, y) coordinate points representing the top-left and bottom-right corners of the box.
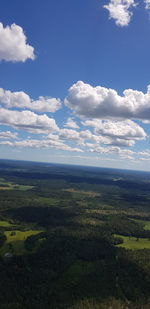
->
(34, 196), (59, 206)
(131, 219), (150, 231)
(15, 185), (35, 191)
(0, 220), (34, 229)
(0, 180), (34, 191)
(115, 234), (150, 250)
(0, 220), (15, 227)
(0, 229), (43, 256)
(144, 222), (150, 230)
(64, 188), (100, 198)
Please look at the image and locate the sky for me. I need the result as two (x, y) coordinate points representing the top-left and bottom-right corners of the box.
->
(0, 0), (150, 171)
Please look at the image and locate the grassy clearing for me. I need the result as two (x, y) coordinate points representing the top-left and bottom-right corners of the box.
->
(16, 185), (35, 191)
(131, 219), (150, 231)
(115, 234), (150, 250)
(0, 229), (43, 256)
(5, 229), (42, 242)
(72, 216), (104, 226)
(68, 297), (131, 309)
(144, 221), (150, 230)
(0, 180), (34, 191)
(64, 188), (100, 198)
(0, 220), (14, 227)
(34, 196), (58, 206)
(0, 220), (35, 229)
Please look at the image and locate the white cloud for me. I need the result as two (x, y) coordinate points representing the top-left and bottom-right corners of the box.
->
(58, 127), (133, 148)
(88, 144), (134, 158)
(58, 122), (146, 148)
(0, 23), (35, 62)
(104, 0), (136, 27)
(139, 157), (150, 161)
(64, 117), (79, 129)
(0, 88), (61, 113)
(109, 138), (135, 146)
(0, 131), (18, 140)
(0, 108), (59, 133)
(145, 0), (150, 9)
(46, 133), (60, 141)
(138, 150), (150, 156)
(0, 137), (83, 153)
(58, 128), (106, 145)
(0, 140), (13, 146)
(59, 128), (80, 141)
(82, 119), (146, 140)
(65, 81), (150, 122)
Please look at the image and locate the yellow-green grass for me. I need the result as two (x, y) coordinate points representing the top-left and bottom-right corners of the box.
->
(144, 221), (150, 230)
(0, 229), (43, 256)
(0, 220), (39, 230)
(34, 196), (58, 206)
(131, 219), (150, 231)
(69, 297), (131, 309)
(114, 234), (150, 250)
(0, 181), (34, 191)
(64, 188), (100, 198)
(15, 185), (35, 191)
(0, 220), (14, 227)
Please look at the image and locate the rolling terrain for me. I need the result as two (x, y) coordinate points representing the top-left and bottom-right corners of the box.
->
(0, 160), (150, 309)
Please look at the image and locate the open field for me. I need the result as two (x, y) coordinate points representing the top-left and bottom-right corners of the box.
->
(115, 234), (150, 250)
(33, 196), (59, 206)
(0, 220), (37, 229)
(144, 221), (150, 230)
(64, 188), (100, 198)
(0, 229), (43, 256)
(0, 220), (14, 227)
(15, 185), (35, 191)
(0, 180), (34, 191)
(131, 219), (150, 230)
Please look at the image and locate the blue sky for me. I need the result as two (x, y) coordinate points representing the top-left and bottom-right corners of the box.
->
(0, 0), (150, 170)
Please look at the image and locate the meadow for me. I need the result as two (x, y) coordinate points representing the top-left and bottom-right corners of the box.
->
(115, 234), (150, 250)
(131, 219), (150, 230)
(0, 229), (43, 256)
(0, 178), (34, 191)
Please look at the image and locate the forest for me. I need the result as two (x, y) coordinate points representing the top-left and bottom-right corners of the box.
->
(0, 159), (150, 309)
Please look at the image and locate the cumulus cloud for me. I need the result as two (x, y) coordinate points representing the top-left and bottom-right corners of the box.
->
(82, 119), (146, 140)
(64, 117), (79, 129)
(58, 128), (107, 145)
(145, 0), (150, 9)
(138, 150), (150, 156)
(104, 0), (136, 26)
(0, 131), (18, 139)
(58, 127), (134, 148)
(0, 23), (35, 62)
(0, 140), (14, 146)
(0, 88), (61, 113)
(139, 157), (150, 161)
(0, 108), (59, 133)
(0, 137), (83, 153)
(65, 81), (150, 122)
(89, 144), (134, 158)
(59, 128), (80, 141)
